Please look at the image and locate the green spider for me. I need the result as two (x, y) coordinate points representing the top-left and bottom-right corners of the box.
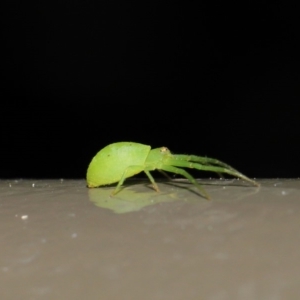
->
(86, 142), (259, 199)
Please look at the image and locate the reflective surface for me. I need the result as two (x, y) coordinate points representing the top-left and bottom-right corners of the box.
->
(1, 179), (300, 299)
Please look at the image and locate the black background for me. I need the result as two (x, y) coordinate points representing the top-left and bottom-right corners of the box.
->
(2, 1), (300, 180)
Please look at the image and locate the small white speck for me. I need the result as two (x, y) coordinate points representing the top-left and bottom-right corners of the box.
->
(223, 186), (226, 189)
(21, 215), (28, 220)
(71, 233), (77, 238)
(9, 183), (12, 187)
(281, 191), (287, 196)
(32, 183), (35, 187)
(60, 179), (64, 182)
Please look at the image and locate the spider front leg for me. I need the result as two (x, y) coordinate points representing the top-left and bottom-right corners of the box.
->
(167, 158), (259, 186)
(174, 154), (244, 174)
(160, 165), (211, 200)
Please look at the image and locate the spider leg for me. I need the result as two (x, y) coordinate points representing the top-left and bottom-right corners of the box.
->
(158, 169), (173, 180)
(160, 165), (210, 200)
(144, 170), (160, 192)
(111, 165), (144, 196)
(173, 155), (242, 173)
(167, 159), (259, 187)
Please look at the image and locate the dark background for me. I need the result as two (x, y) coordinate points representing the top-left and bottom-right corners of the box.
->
(2, 1), (300, 180)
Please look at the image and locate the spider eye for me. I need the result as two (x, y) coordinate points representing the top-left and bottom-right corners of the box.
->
(160, 147), (168, 153)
